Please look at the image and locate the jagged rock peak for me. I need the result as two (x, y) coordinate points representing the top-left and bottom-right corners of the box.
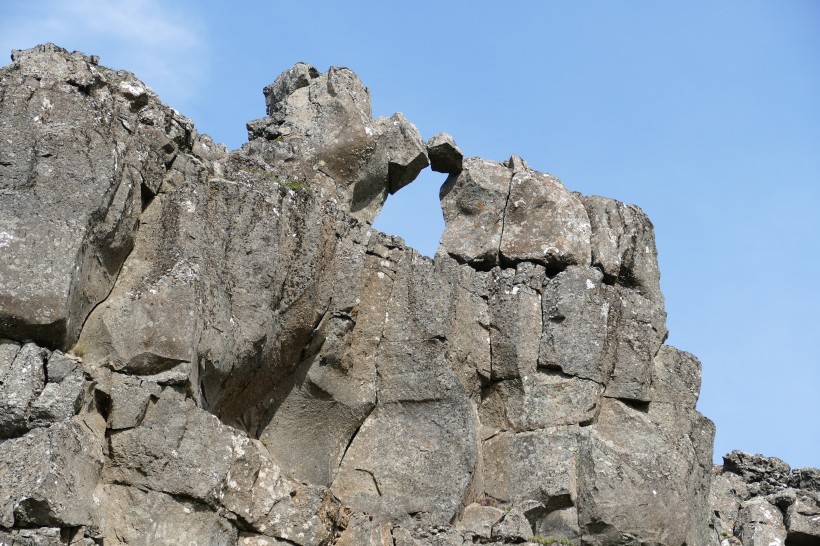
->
(244, 61), (429, 223)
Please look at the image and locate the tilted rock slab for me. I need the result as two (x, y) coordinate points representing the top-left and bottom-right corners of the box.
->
(0, 44), (737, 545)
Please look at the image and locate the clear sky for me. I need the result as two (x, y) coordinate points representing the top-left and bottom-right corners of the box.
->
(2, 1), (817, 468)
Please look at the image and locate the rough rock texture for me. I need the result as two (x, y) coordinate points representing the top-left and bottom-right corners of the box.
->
(709, 451), (820, 545)
(0, 43), (805, 546)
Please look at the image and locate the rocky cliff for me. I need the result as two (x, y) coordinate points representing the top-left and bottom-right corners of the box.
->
(0, 44), (816, 546)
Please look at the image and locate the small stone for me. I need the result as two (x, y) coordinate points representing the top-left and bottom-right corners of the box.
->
(427, 132), (463, 174)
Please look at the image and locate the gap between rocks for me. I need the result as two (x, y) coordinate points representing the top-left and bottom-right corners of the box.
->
(371, 167), (446, 259)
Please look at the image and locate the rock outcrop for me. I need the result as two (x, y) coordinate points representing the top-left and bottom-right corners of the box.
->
(0, 44), (810, 546)
(709, 451), (820, 545)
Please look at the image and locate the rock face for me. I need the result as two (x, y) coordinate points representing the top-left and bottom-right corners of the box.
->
(709, 451), (820, 546)
(0, 43), (806, 546)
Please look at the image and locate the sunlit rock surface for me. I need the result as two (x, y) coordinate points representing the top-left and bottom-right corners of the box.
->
(2, 44), (814, 546)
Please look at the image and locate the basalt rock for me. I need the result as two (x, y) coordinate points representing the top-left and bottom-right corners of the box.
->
(0, 43), (801, 546)
(709, 450), (820, 545)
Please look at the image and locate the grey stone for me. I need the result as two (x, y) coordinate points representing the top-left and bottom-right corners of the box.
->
(785, 493), (820, 545)
(374, 113), (430, 195)
(791, 467), (820, 492)
(500, 158), (591, 269)
(482, 427), (579, 509)
(577, 398), (715, 546)
(0, 44), (742, 546)
(427, 132), (463, 174)
(0, 415), (105, 530)
(723, 450), (793, 496)
(103, 485), (238, 545)
(106, 387), (338, 545)
(0, 44), (194, 350)
(244, 64), (428, 222)
(28, 354), (84, 427)
(534, 506), (581, 541)
(538, 266), (667, 403)
(538, 266), (612, 384)
(0, 342), (46, 437)
(103, 372), (161, 430)
(492, 508), (533, 541)
(456, 503), (503, 538)
(710, 468), (750, 537)
(735, 498), (787, 546)
(582, 195), (662, 304)
(330, 400), (476, 526)
(651, 344), (702, 408)
(439, 157), (511, 267)
(439, 156), (592, 270)
(0, 342), (84, 437)
(603, 286), (667, 402)
(0, 527), (80, 546)
(262, 61), (320, 116)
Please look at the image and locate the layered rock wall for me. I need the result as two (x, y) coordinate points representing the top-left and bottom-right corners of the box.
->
(0, 44), (812, 546)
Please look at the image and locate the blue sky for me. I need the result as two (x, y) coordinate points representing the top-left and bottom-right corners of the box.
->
(2, 1), (817, 468)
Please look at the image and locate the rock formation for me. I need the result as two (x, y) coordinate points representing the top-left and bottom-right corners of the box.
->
(0, 44), (816, 546)
(709, 451), (820, 546)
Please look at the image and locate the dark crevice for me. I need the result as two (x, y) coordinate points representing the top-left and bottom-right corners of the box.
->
(40, 352), (49, 383)
(617, 398), (650, 413)
(67, 80), (94, 96)
(496, 171), (515, 266)
(94, 388), (112, 422)
(335, 404), (375, 475)
(140, 182), (155, 211)
(535, 363), (573, 379)
(355, 467), (382, 496)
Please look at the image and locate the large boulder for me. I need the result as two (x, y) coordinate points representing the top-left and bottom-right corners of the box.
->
(438, 156), (592, 270)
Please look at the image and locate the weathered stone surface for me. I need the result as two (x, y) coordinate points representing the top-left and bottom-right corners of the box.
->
(331, 400), (476, 525)
(0, 45), (737, 546)
(482, 427), (579, 525)
(0, 526), (96, 546)
(710, 467), (749, 538)
(791, 468), (820, 492)
(735, 498), (787, 546)
(492, 508), (533, 542)
(0, 341), (84, 438)
(0, 414), (105, 531)
(103, 485), (238, 545)
(456, 503), (503, 539)
(500, 157), (591, 269)
(374, 113), (430, 194)
(710, 451), (820, 546)
(427, 132), (463, 174)
(439, 157), (592, 271)
(439, 157), (511, 267)
(582, 195), (662, 304)
(577, 398), (715, 545)
(244, 63), (427, 222)
(723, 450), (793, 497)
(0, 44), (194, 350)
(651, 344), (702, 408)
(785, 493), (820, 545)
(105, 386), (338, 545)
(538, 265), (667, 403)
